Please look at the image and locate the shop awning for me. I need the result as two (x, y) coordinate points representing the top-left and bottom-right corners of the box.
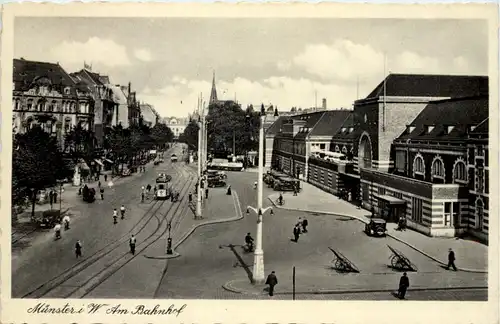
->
(374, 194), (406, 206)
(94, 159), (104, 167)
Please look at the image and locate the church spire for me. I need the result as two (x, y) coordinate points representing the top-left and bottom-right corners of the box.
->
(209, 70), (218, 104)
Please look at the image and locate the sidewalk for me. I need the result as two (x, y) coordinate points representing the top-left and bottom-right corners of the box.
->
(224, 270), (487, 296)
(268, 181), (487, 273)
(145, 187), (244, 259)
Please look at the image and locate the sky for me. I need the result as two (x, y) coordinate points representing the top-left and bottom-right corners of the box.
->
(14, 18), (488, 118)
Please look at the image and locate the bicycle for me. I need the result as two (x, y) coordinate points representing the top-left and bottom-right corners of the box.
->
(275, 198), (285, 206)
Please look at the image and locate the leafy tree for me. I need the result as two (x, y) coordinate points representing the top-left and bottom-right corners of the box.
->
(64, 124), (96, 175)
(179, 118), (199, 150)
(206, 101), (259, 156)
(151, 123), (174, 149)
(13, 125), (68, 218)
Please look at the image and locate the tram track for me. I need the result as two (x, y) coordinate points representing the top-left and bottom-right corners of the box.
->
(75, 174), (197, 298)
(21, 167), (188, 299)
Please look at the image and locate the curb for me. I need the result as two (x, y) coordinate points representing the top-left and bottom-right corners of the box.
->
(144, 192), (244, 259)
(223, 279), (487, 296)
(267, 196), (487, 274)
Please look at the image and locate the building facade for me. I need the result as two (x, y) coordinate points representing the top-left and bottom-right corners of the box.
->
(267, 73), (489, 242)
(70, 68), (118, 147)
(12, 58), (95, 149)
(164, 116), (188, 139)
(140, 103), (160, 127)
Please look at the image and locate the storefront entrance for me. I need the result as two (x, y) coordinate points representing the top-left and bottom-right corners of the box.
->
(375, 194), (406, 223)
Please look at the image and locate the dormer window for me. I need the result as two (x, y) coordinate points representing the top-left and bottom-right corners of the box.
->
(446, 126), (455, 134)
(341, 127), (347, 133)
(407, 126), (416, 133)
(426, 125), (434, 133)
(349, 127), (354, 133)
(469, 125), (477, 132)
(64, 87), (70, 95)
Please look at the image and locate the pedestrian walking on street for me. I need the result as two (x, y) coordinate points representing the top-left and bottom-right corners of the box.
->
(98, 181), (101, 188)
(293, 225), (301, 242)
(100, 187), (104, 200)
(446, 248), (457, 271)
(129, 235), (136, 255)
(141, 192), (145, 203)
(147, 184), (152, 193)
(265, 271), (278, 296)
(205, 187), (209, 199)
(49, 191), (54, 209)
(302, 217), (308, 233)
(188, 192), (193, 204)
(75, 240), (82, 258)
(296, 217), (303, 232)
(397, 272), (410, 299)
(54, 191), (58, 204)
(293, 186), (297, 196)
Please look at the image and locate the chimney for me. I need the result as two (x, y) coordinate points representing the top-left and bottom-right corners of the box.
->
(322, 98), (327, 110)
(128, 82), (131, 96)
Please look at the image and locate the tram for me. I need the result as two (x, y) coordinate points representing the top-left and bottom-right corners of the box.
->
(155, 174), (171, 200)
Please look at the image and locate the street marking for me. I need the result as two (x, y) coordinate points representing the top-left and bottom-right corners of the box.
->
(233, 190), (243, 220)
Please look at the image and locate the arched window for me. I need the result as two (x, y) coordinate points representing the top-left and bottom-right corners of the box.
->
(342, 146), (347, 154)
(413, 154), (425, 176)
(335, 145), (340, 153)
(475, 198), (484, 231)
(453, 159), (467, 183)
(27, 99), (33, 111)
(431, 156), (445, 179)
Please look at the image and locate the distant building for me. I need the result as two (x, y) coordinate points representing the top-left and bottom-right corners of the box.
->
(164, 116), (188, 139)
(12, 58), (95, 150)
(140, 103), (160, 127)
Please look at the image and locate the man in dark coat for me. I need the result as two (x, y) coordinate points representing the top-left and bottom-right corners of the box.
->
(293, 225), (300, 242)
(49, 191), (54, 209)
(53, 191), (58, 204)
(265, 271), (278, 296)
(446, 248), (457, 271)
(302, 218), (308, 233)
(205, 187), (209, 199)
(398, 272), (410, 299)
(75, 240), (82, 258)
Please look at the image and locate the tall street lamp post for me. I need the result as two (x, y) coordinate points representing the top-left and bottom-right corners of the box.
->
(245, 105), (273, 284)
(196, 112), (203, 219)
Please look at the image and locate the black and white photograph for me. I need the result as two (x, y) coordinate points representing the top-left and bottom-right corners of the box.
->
(1, 3), (498, 324)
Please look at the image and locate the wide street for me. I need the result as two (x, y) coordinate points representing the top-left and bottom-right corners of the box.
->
(154, 171), (487, 300)
(11, 144), (196, 298)
(11, 156), (487, 300)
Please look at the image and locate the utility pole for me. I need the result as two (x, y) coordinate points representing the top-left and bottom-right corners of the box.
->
(196, 98), (202, 219)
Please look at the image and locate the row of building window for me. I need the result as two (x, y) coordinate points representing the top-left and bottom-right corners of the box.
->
(13, 99), (91, 114)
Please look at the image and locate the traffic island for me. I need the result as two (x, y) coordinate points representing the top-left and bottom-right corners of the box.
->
(144, 190), (244, 259)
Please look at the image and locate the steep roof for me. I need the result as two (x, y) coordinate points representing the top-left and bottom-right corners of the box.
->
(13, 58), (76, 92)
(293, 111), (326, 139)
(266, 116), (290, 136)
(366, 74), (488, 99)
(110, 85), (128, 105)
(308, 110), (352, 137)
(331, 112), (360, 140)
(396, 95), (488, 142)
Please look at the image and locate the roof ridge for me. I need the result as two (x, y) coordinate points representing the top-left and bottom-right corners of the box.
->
(306, 111), (327, 139)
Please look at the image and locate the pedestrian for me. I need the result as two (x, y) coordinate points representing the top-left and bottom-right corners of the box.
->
(397, 272), (410, 299)
(205, 187), (209, 199)
(141, 192), (145, 203)
(154, 185), (157, 194)
(98, 181), (101, 188)
(296, 217), (303, 231)
(49, 191), (54, 209)
(104, 174), (108, 182)
(293, 186), (297, 196)
(147, 184), (151, 193)
(53, 191), (58, 204)
(265, 271), (278, 296)
(129, 235), (136, 255)
(348, 191), (352, 202)
(188, 192), (193, 204)
(293, 225), (300, 242)
(446, 248), (457, 271)
(302, 217), (308, 233)
(100, 187), (104, 200)
(75, 240), (82, 258)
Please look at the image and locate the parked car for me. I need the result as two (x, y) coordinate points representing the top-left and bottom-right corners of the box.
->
(364, 218), (387, 237)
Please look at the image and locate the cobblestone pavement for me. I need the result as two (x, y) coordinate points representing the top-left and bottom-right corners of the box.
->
(154, 172), (486, 300)
(11, 145), (187, 298)
(269, 181), (487, 272)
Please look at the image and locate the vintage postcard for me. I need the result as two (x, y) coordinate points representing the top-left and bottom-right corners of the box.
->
(1, 3), (498, 324)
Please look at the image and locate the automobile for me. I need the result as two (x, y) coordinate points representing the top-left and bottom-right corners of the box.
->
(122, 169), (132, 176)
(364, 218), (387, 237)
(273, 177), (300, 192)
(156, 173), (172, 183)
(171, 154), (178, 162)
(207, 177), (226, 188)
